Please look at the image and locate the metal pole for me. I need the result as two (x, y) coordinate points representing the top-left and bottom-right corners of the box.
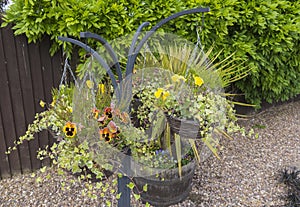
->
(117, 176), (131, 207)
(117, 149), (131, 207)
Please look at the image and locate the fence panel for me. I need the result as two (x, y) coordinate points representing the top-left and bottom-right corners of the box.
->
(0, 19), (63, 179)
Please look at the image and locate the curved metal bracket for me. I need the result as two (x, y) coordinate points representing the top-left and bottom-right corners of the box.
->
(125, 7), (210, 76)
(128, 22), (150, 56)
(125, 22), (150, 76)
(57, 36), (120, 99)
(58, 7), (210, 101)
(80, 31), (123, 83)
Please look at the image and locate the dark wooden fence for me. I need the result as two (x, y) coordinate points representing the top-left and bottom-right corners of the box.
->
(0, 19), (63, 179)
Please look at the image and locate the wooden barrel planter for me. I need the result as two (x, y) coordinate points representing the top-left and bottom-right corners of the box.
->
(133, 160), (196, 207)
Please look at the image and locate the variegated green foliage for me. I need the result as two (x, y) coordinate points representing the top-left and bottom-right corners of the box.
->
(2, 0), (299, 106)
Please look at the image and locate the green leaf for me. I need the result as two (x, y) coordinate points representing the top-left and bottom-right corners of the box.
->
(61, 181), (65, 187)
(143, 184), (148, 192)
(46, 174), (51, 180)
(189, 139), (200, 163)
(133, 193), (141, 200)
(86, 160), (93, 169)
(116, 193), (122, 200)
(1, 22), (9, 28)
(174, 134), (182, 177)
(51, 142), (57, 150)
(202, 137), (220, 159)
(40, 166), (47, 173)
(35, 177), (42, 183)
(105, 201), (112, 207)
(164, 122), (171, 153)
(252, 124), (266, 129)
(126, 182), (135, 190)
(57, 168), (65, 175)
(151, 111), (166, 141)
(74, 147), (79, 153)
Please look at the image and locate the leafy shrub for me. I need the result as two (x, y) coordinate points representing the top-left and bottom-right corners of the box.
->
(187, 0), (300, 106)
(1, 0), (187, 55)
(2, 0), (300, 106)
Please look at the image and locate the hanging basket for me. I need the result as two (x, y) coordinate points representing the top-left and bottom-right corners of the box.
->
(165, 114), (202, 139)
(133, 160), (196, 207)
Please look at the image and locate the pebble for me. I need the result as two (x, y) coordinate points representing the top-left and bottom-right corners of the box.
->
(0, 100), (299, 207)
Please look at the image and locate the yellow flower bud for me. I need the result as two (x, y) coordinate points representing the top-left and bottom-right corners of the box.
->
(162, 91), (170, 101)
(86, 80), (94, 89)
(98, 83), (105, 94)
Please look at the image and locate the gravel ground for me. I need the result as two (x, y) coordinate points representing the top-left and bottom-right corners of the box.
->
(0, 100), (299, 207)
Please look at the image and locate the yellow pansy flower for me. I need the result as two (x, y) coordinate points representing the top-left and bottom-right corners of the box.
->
(91, 107), (100, 119)
(154, 88), (169, 101)
(63, 122), (77, 138)
(154, 88), (164, 99)
(194, 76), (204, 86)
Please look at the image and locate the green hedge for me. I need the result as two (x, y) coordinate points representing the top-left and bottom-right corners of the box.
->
(188, 0), (300, 106)
(2, 0), (300, 107)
